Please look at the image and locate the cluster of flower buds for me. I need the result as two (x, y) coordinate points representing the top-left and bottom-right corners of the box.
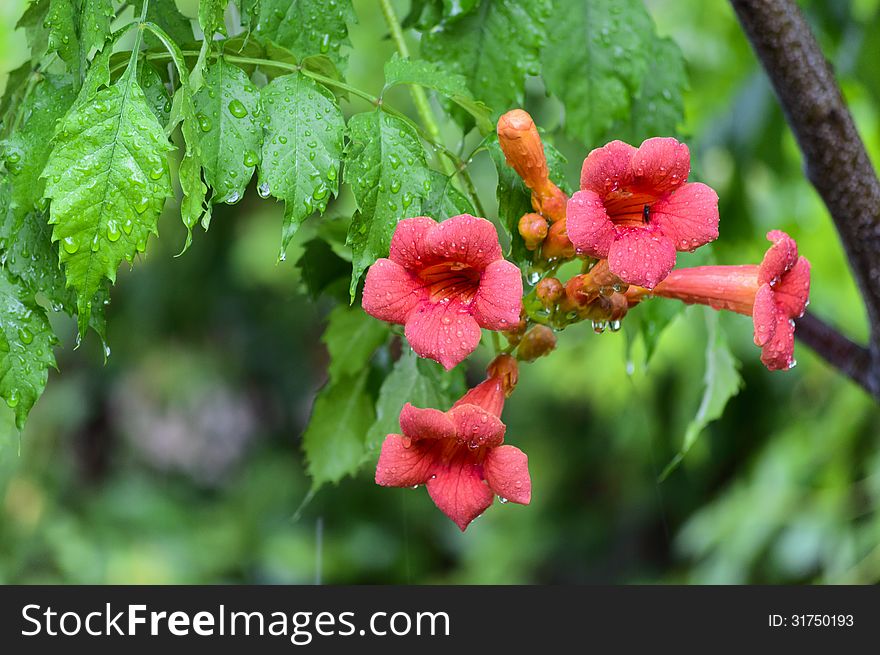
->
(360, 108), (811, 530)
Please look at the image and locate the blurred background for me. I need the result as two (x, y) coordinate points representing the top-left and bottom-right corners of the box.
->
(1, 0), (879, 584)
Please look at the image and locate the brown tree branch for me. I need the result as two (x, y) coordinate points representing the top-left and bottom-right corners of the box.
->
(795, 312), (872, 391)
(730, 0), (880, 398)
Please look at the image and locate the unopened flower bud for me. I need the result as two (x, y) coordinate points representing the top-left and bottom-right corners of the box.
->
(497, 110), (549, 190)
(536, 277), (563, 307)
(487, 353), (519, 396)
(563, 274), (599, 309)
(518, 213), (548, 251)
(541, 219), (575, 261)
(517, 325), (557, 362)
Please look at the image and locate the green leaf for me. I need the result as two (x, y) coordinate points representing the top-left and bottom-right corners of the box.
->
(322, 305), (388, 384)
(193, 58), (262, 205)
(199, 0), (228, 37)
(0, 268), (57, 430)
(366, 350), (463, 450)
(617, 35), (687, 143)
(42, 52), (174, 333)
(45, 0), (79, 68)
(296, 236), (351, 301)
(16, 0), (51, 62)
(2, 73), (76, 222)
(258, 72), (344, 253)
(303, 370), (375, 489)
(80, 0), (114, 55)
(344, 109), (431, 299)
(421, 0), (549, 119)
(382, 54), (493, 133)
(421, 170), (476, 220)
(0, 63), (35, 135)
(488, 135), (569, 266)
(138, 0), (194, 48)
(255, 0), (355, 72)
(542, 0), (653, 145)
(138, 63), (172, 126)
(235, 0), (261, 29)
(145, 21), (211, 247)
(660, 309), (743, 480)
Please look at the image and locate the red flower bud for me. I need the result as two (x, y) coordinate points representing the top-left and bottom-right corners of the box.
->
(517, 325), (557, 362)
(518, 212), (548, 251)
(541, 219), (575, 261)
(536, 277), (563, 307)
(487, 353), (519, 397)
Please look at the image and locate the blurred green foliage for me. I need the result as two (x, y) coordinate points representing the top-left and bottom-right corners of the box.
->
(1, 0), (879, 584)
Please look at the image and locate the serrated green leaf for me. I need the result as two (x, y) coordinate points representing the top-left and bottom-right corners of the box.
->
(45, 0), (79, 68)
(80, 0), (114, 55)
(322, 305), (388, 384)
(255, 0), (354, 72)
(617, 35), (687, 143)
(0, 268), (57, 430)
(543, 0), (653, 145)
(421, 0), (549, 119)
(139, 0), (194, 49)
(17, 0), (51, 63)
(193, 58), (262, 205)
(421, 170), (476, 220)
(382, 54), (493, 133)
(366, 350), (464, 451)
(488, 135), (569, 266)
(199, 0), (228, 37)
(258, 72), (343, 253)
(138, 63), (171, 126)
(660, 309), (742, 480)
(0, 63), (35, 136)
(145, 21), (211, 247)
(303, 369), (375, 489)
(296, 236), (351, 301)
(42, 55), (174, 332)
(344, 109), (431, 299)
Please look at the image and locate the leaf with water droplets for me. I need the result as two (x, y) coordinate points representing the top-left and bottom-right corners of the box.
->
(80, 0), (114, 55)
(323, 304), (389, 384)
(194, 58), (262, 206)
(138, 0), (194, 49)
(660, 308), (742, 480)
(0, 268), (58, 430)
(138, 63), (172, 126)
(420, 0), (550, 122)
(16, 0), (51, 63)
(255, 0), (354, 71)
(259, 71), (343, 253)
(542, 0), (653, 144)
(44, 0), (79, 68)
(344, 109), (431, 300)
(199, 0), (228, 38)
(0, 63), (34, 135)
(42, 49), (173, 335)
(366, 350), (464, 451)
(303, 368), (375, 490)
(421, 170), (476, 221)
(382, 53), (493, 133)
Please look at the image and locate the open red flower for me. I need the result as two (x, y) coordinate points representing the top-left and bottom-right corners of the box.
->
(644, 230), (811, 370)
(362, 215), (523, 370)
(375, 355), (531, 531)
(566, 137), (720, 288)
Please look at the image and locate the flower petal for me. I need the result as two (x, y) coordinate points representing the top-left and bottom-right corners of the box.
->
(448, 404), (505, 449)
(426, 448), (494, 530)
(473, 259), (523, 330)
(759, 230), (798, 286)
(607, 230), (676, 288)
(631, 137), (690, 194)
(484, 445), (531, 505)
(752, 283), (778, 348)
(399, 403), (456, 442)
(760, 311), (796, 371)
(774, 256), (811, 318)
(375, 434), (438, 488)
(454, 377), (505, 417)
(404, 301), (482, 370)
(389, 216), (439, 269)
(362, 258), (423, 324)
(651, 182), (719, 251)
(426, 214), (502, 270)
(579, 140), (636, 196)
(566, 190), (615, 258)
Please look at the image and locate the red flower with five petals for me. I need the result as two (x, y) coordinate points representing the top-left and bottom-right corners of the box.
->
(374, 355), (531, 531)
(566, 137), (720, 288)
(362, 214), (523, 370)
(643, 230), (811, 370)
